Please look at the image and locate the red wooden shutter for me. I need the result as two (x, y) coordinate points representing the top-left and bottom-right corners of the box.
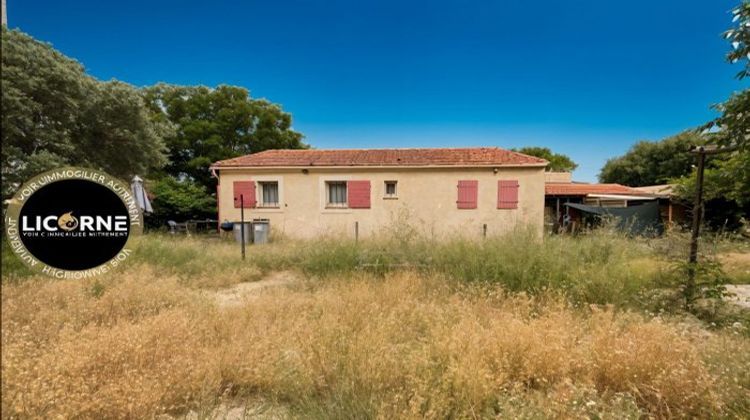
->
(497, 180), (519, 209)
(347, 180), (371, 208)
(457, 180), (478, 209)
(233, 181), (256, 208)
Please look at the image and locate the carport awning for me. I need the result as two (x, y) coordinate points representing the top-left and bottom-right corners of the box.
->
(565, 202), (608, 214)
(586, 194), (657, 201)
(563, 201), (662, 235)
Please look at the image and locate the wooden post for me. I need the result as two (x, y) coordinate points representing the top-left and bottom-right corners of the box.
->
(686, 148), (706, 306)
(355, 221), (359, 243)
(667, 201), (673, 228)
(685, 145), (735, 307)
(687, 151), (705, 263)
(483, 223), (487, 238)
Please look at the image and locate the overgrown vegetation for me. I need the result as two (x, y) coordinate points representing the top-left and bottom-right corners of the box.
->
(2, 230), (749, 418)
(3, 228), (746, 306)
(2, 266), (748, 418)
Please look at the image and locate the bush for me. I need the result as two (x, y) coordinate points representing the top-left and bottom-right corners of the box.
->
(147, 176), (216, 229)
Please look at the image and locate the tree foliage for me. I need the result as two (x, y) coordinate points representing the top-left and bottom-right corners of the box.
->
(671, 2), (750, 230)
(512, 147), (578, 172)
(148, 176), (216, 227)
(706, 1), (750, 213)
(725, 1), (750, 80)
(143, 84), (307, 191)
(708, 1), (750, 152)
(681, 2), (749, 212)
(1, 28), (168, 198)
(598, 131), (704, 186)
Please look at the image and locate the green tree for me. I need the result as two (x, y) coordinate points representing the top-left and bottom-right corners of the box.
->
(148, 176), (216, 228)
(706, 2), (750, 208)
(143, 84), (306, 191)
(511, 147), (578, 172)
(1, 28), (168, 198)
(598, 131), (704, 186)
(707, 1), (750, 152)
(724, 1), (750, 81)
(73, 81), (170, 180)
(670, 2), (750, 231)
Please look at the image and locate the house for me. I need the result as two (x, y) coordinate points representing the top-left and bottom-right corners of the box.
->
(210, 147), (548, 239)
(544, 173), (677, 233)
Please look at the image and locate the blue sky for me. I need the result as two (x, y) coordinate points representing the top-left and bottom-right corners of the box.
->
(7, 0), (746, 181)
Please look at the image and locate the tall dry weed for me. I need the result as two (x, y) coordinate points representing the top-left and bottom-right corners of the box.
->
(3, 270), (746, 418)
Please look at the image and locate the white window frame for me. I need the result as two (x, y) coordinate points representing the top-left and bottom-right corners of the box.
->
(325, 181), (348, 208)
(318, 175), (355, 213)
(258, 181), (280, 208)
(250, 175), (284, 213)
(384, 180), (398, 199)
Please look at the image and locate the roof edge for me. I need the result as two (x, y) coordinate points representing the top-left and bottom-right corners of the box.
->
(211, 162), (549, 170)
(211, 147), (549, 168)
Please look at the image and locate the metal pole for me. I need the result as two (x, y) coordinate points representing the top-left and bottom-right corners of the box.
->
(240, 194), (245, 260)
(140, 183), (147, 214)
(139, 180), (148, 231)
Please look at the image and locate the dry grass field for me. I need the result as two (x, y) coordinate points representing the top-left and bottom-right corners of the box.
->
(2, 230), (749, 419)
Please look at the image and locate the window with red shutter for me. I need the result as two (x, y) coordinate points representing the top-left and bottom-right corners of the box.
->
(347, 180), (371, 209)
(457, 180), (478, 209)
(233, 181), (256, 208)
(497, 180), (519, 209)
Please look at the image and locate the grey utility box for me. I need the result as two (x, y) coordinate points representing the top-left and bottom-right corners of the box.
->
(252, 219), (270, 244)
(233, 222), (252, 244)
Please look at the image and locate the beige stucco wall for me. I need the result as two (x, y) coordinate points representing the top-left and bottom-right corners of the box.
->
(216, 166), (545, 240)
(544, 172), (572, 183)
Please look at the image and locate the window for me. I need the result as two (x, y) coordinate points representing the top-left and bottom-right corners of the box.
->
(258, 181), (279, 207)
(326, 181), (347, 207)
(384, 181), (397, 198)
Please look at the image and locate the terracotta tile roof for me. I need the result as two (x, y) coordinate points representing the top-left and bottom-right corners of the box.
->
(212, 147), (548, 168)
(633, 184), (675, 197)
(545, 183), (643, 196)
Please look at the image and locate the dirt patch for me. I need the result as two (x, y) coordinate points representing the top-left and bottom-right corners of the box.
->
(724, 284), (750, 309)
(204, 271), (300, 308)
(719, 252), (750, 283)
(159, 399), (287, 420)
(719, 252), (750, 267)
(185, 402), (286, 420)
